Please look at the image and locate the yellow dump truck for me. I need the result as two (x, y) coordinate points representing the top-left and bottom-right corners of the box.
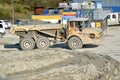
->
(10, 18), (103, 50)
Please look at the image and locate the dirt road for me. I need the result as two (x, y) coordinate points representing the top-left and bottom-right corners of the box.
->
(76, 26), (120, 62)
(0, 26), (120, 80)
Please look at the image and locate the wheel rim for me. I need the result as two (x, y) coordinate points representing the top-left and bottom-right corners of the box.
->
(24, 41), (31, 48)
(39, 40), (47, 48)
(71, 39), (78, 48)
(36, 37), (49, 49)
(68, 37), (83, 50)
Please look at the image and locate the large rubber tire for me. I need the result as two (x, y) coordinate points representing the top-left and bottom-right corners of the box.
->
(36, 37), (50, 49)
(68, 37), (83, 50)
(20, 38), (35, 50)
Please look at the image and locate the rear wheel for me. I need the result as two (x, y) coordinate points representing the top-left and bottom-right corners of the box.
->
(20, 38), (35, 50)
(68, 37), (83, 50)
(36, 37), (50, 49)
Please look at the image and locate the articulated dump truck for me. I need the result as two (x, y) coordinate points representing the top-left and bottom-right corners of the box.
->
(10, 18), (103, 50)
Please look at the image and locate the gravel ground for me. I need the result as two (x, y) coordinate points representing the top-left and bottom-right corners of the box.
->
(0, 26), (120, 80)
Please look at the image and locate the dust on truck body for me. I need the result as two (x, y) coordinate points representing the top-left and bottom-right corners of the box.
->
(10, 18), (103, 50)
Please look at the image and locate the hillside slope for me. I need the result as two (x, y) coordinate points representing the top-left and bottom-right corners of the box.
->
(0, 0), (64, 19)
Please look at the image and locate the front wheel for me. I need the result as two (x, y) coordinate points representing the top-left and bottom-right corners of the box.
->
(36, 37), (50, 49)
(20, 38), (35, 50)
(67, 37), (83, 50)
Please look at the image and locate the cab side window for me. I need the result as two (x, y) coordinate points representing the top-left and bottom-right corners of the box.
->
(70, 21), (74, 28)
(75, 21), (82, 28)
(75, 21), (83, 31)
(112, 14), (116, 19)
(84, 21), (89, 28)
(0, 24), (3, 28)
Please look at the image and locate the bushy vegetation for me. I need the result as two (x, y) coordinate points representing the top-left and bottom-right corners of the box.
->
(0, 0), (68, 20)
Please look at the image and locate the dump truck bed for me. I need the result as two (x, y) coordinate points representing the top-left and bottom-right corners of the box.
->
(10, 24), (61, 34)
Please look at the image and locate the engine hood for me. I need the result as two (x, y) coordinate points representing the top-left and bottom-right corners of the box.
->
(82, 28), (103, 33)
(82, 28), (103, 38)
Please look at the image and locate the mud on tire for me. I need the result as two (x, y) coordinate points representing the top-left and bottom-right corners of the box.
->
(20, 38), (35, 50)
(36, 37), (50, 49)
(68, 36), (83, 50)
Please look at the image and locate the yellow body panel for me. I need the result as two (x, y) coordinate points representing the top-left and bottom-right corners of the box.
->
(62, 12), (76, 14)
(32, 15), (62, 20)
(10, 24), (61, 34)
(67, 30), (101, 44)
(96, 22), (101, 28)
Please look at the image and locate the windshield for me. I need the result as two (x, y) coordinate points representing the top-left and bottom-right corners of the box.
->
(84, 20), (90, 28)
(69, 21), (74, 28)
(3, 20), (8, 25)
(75, 21), (83, 28)
(0, 24), (3, 28)
(75, 20), (90, 28)
(4, 20), (8, 22)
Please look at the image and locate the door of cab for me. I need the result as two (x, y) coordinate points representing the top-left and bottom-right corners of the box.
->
(67, 21), (76, 35)
(106, 13), (118, 25)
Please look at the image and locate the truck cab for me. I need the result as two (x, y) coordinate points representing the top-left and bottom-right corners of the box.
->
(66, 18), (103, 49)
(105, 13), (120, 25)
(67, 18), (89, 33)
